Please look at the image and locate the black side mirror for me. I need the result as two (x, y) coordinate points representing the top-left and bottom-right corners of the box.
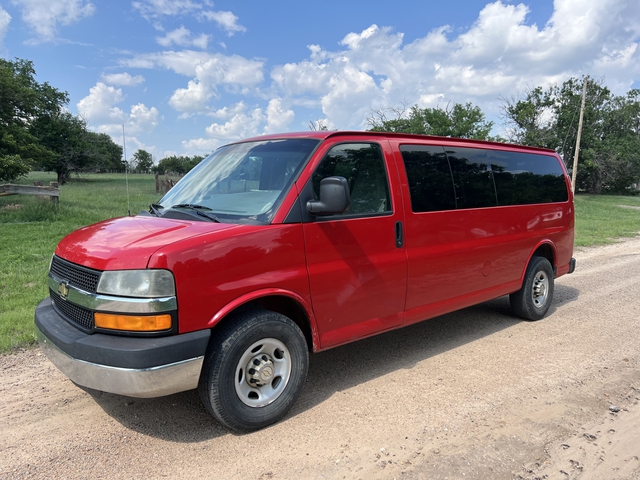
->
(307, 176), (351, 216)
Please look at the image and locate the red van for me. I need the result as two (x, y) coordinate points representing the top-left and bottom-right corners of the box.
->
(36, 131), (575, 431)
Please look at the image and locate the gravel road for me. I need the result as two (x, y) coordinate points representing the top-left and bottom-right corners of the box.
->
(2, 237), (640, 480)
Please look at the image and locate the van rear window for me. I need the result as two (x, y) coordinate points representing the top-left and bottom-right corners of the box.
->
(400, 145), (568, 212)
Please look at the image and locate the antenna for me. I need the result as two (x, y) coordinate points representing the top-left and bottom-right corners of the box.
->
(122, 125), (131, 216)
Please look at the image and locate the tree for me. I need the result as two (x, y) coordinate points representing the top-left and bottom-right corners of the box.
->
(0, 155), (30, 183)
(154, 154), (205, 175)
(500, 86), (557, 148)
(132, 149), (153, 173)
(88, 132), (123, 171)
(0, 58), (68, 182)
(28, 112), (91, 184)
(502, 77), (640, 193)
(367, 102), (496, 140)
(308, 119), (329, 131)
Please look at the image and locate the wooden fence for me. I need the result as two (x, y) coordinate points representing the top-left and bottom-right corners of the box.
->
(0, 183), (60, 203)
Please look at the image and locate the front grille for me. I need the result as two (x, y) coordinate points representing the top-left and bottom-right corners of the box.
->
(50, 289), (95, 331)
(50, 256), (101, 293)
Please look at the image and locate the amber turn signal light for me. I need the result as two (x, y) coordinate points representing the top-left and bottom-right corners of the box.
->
(94, 313), (172, 332)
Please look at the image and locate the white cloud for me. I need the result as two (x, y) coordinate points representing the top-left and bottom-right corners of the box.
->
(133, 0), (245, 36)
(78, 83), (161, 142)
(129, 103), (161, 134)
(268, 0), (640, 130)
(101, 72), (146, 86)
(204, 104), (263, 139)
(156, 26), (209, 49)
(201, 10), (245, 36)
(12, 0), (95, 43)
(183, 101), (275, 153)
(0, 7), (10, 49)
(132, 0), (204, 19)
(122, 51), (264, 114)
(77, 82), (126, 123)
(170, 79), (214, 113)
(121, 50), (264, 82)
(263, 99), (295, 134)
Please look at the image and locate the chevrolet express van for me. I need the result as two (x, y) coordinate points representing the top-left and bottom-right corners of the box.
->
(36, 131), (575, 431)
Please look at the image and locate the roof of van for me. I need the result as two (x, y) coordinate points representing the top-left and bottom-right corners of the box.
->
(231, 131), (558, 154)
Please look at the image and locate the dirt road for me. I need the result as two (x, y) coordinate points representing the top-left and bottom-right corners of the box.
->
(2, 238), (640, 480)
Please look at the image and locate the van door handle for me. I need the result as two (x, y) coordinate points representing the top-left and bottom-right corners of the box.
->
(395, 221), (404, 248)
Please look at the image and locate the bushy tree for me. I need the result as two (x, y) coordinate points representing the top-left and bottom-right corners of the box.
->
(502, 77), (640, 193)
(88, 132), (124, 171)
(154, 154), (205, 175)
(131, 149), (153, 173)
(0, 155), (30, 183)
(367, 102), (496, 140)
(29, 112), (90, 184)
(0, 58), (68, 182)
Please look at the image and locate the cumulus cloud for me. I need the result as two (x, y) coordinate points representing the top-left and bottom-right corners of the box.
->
(11, 0), (95, 43)
(101, 72), (146, 86)
(77, 82), (126, 123)
(121, 50), (263, 81)
(181, 98), (295, 153)
(121, 50), (264, 114)
(156, 26), (209, 49)
(269, 0), (640, 130)
(77, 82), (161, 139)
(263, 99), (295, 134)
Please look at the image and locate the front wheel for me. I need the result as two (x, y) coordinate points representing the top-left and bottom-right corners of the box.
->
(510, 256), (555, 321)
(198, 309), (309, 432)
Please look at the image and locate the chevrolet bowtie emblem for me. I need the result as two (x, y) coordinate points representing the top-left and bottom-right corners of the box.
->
(57, 281), (69, 299)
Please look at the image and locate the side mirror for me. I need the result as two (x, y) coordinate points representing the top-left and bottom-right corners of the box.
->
(307, 176), (351, 216)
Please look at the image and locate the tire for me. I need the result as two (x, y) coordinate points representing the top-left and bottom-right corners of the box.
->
(510, 256), (555, 321)
(198, 309), (309, 432)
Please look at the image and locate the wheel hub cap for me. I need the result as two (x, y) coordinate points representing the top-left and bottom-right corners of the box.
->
(532, 273), (548, 307)
(246, 354), (275, 387)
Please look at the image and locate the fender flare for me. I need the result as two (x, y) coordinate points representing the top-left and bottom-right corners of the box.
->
(206, 288), (321, 351)
(520, 239), (558, 282)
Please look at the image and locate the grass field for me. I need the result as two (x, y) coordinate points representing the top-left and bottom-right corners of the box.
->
(1, 172), (639, 353)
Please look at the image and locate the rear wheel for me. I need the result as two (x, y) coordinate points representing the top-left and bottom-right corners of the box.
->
(510, 256), (554, 321)
(198, 309), (309, 432)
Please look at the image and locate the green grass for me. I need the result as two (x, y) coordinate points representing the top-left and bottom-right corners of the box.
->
(1, 172), (160, 352)
(574, 194), (640, 247)
(1, 173), (639, 353)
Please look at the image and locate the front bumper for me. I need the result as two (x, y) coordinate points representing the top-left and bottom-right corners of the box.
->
(35, 298), (210, 398)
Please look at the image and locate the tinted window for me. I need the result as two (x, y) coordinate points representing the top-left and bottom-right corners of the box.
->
(445, 147), (497, 209)
(312, 143), (391, 216)
(400, 145), (456, 212)
(490, 151), (569, 205)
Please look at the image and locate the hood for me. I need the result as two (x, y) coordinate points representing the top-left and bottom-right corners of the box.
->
(55, 215), (237, 271)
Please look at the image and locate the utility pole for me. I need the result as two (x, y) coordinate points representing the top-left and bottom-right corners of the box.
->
(571, 80), (588, 194)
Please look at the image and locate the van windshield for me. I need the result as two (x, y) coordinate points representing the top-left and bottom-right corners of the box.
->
(157, 138), (319, 223)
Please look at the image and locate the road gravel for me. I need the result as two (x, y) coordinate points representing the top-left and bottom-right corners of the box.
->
(2, 237), (640, 479)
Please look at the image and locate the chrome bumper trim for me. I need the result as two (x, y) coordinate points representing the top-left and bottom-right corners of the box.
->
(36, 326), (203, 398)
(48, 274), (177, 313)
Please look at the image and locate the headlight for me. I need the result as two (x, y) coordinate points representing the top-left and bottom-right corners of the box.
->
(97, 270), (175, 297)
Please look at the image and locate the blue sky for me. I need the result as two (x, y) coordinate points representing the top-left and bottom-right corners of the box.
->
(1, 0), (639, 162)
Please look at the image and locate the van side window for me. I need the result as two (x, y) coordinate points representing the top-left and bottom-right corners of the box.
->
(445, 147), (498, 209)
(400, 145), (456, 212)
(490, 152), (569, 205)
(312, 143), (391, 216)
(401, 144), (570, 213)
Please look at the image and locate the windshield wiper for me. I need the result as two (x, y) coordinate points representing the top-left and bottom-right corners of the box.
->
(149, 203), (164, 217)
(171, 203), (220, 222)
